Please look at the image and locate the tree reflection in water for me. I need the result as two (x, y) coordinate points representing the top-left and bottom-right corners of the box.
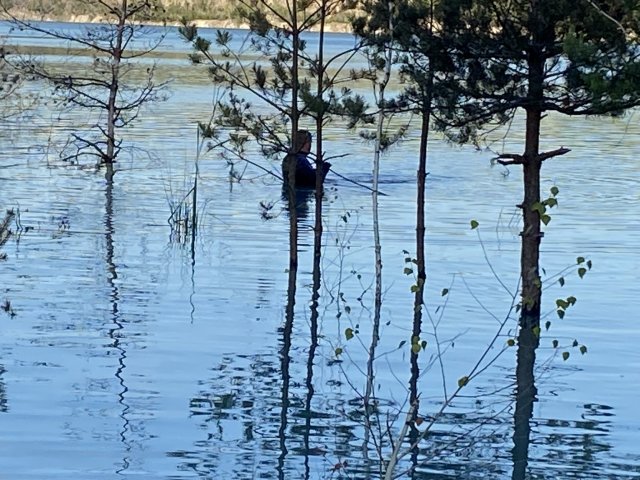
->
(162, 200), (625, 480)
(104, 178), (133, 476)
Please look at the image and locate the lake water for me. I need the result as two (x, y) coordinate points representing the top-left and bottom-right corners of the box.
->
(1, 21), (639, 480)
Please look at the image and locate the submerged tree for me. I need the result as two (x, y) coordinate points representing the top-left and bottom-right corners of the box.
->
(353, 0), (451, 424)
(1, 0), (169, 180)
(180, 0), (362, 311)
(415, 1), (640, 476)
(428, 0), (640, 327)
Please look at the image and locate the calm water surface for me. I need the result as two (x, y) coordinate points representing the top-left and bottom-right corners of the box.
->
(1, 22), (639, 479)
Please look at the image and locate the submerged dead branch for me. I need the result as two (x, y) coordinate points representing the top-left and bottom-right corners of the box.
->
(0, 209), (15, 249)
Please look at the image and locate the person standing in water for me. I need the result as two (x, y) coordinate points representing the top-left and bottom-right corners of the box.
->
(282, 130), (331, 189)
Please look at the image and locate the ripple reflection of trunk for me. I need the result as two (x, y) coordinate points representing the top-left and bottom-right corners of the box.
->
(511, 320), (538, 480)
(105, 179), (132, 476)
(277, 243), (297, 479)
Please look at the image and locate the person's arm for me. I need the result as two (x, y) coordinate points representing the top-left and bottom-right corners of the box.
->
(295, 154), (317, 186)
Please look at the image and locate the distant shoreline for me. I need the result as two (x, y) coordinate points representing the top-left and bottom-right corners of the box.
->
(7, 13), (354, 34)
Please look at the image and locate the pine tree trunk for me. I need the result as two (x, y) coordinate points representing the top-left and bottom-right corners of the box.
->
(520, 14), (545, 328)
(520, 129), (542, 329)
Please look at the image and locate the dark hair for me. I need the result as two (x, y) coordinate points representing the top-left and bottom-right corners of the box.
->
(294, 130), (312, 152)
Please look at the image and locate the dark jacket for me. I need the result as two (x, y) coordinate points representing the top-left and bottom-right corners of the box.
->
(282, 152), (331, 188)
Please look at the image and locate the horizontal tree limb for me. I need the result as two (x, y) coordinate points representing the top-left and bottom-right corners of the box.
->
(495, 153), (524, 165)
(538, 147), (571, 162)
(495, 147), (571, 166)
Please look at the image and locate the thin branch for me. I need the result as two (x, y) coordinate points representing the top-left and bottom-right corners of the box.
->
(584, 0), (628, 36)
(538, 146), (571, 162)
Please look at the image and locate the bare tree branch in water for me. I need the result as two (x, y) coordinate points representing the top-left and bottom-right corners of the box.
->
(1, 0), (170, 180)
(0, 209), (16, 317)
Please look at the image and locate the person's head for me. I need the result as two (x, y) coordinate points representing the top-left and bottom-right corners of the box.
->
(294, 130), (312, 153)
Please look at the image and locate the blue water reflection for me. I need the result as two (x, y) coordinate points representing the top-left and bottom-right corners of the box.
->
(1, 20), (639, 480)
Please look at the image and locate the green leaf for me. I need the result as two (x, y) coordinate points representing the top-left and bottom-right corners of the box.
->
(532, 326), (541, 338)
(545, 198), (558, 208)
(404, 267), (413, 275)
(334, 347), (343, 356)
(410, 284), (419, 293)
(441, 288), (449, 296)
(541, 214), (551, 225)
(559, 277), (565, 287)
(578, 267), (587, 278)
(470, 220), (479, 229)
(556, 299), (569, 309)
(577, 256), (585, 265)
(567, 296), (577, 306)
(580, 345), (588, 355)
(532, 202), (546, 214)
(507, 338), (515, 346)
(545, 320), (551, 331)
(457, 376), (469, 388)
(550, 186), (559, 196)
(552, 339), (559, 348)
(345, 328), (354, 340)
(562, 351), (570, 361)
(411, 343), (421, 354)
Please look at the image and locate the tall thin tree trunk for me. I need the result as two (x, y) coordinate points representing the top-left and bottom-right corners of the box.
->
(520, 138), (542, 329)
(285, 0), (300, 317)
(520, 12), (545, 328)
(365, 0), (393, 412)
(311, 0), (327, 317)
(410, 87), (432, 407)
(281, 2), (300, 473)
(410, 0), (435, 407)
(105, 0), (126, 181)
(363, 2), (393, 464)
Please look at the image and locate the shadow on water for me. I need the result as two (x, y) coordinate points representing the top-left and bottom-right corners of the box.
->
(104, 178), (132, 476)
(281, 185), (314, 223)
